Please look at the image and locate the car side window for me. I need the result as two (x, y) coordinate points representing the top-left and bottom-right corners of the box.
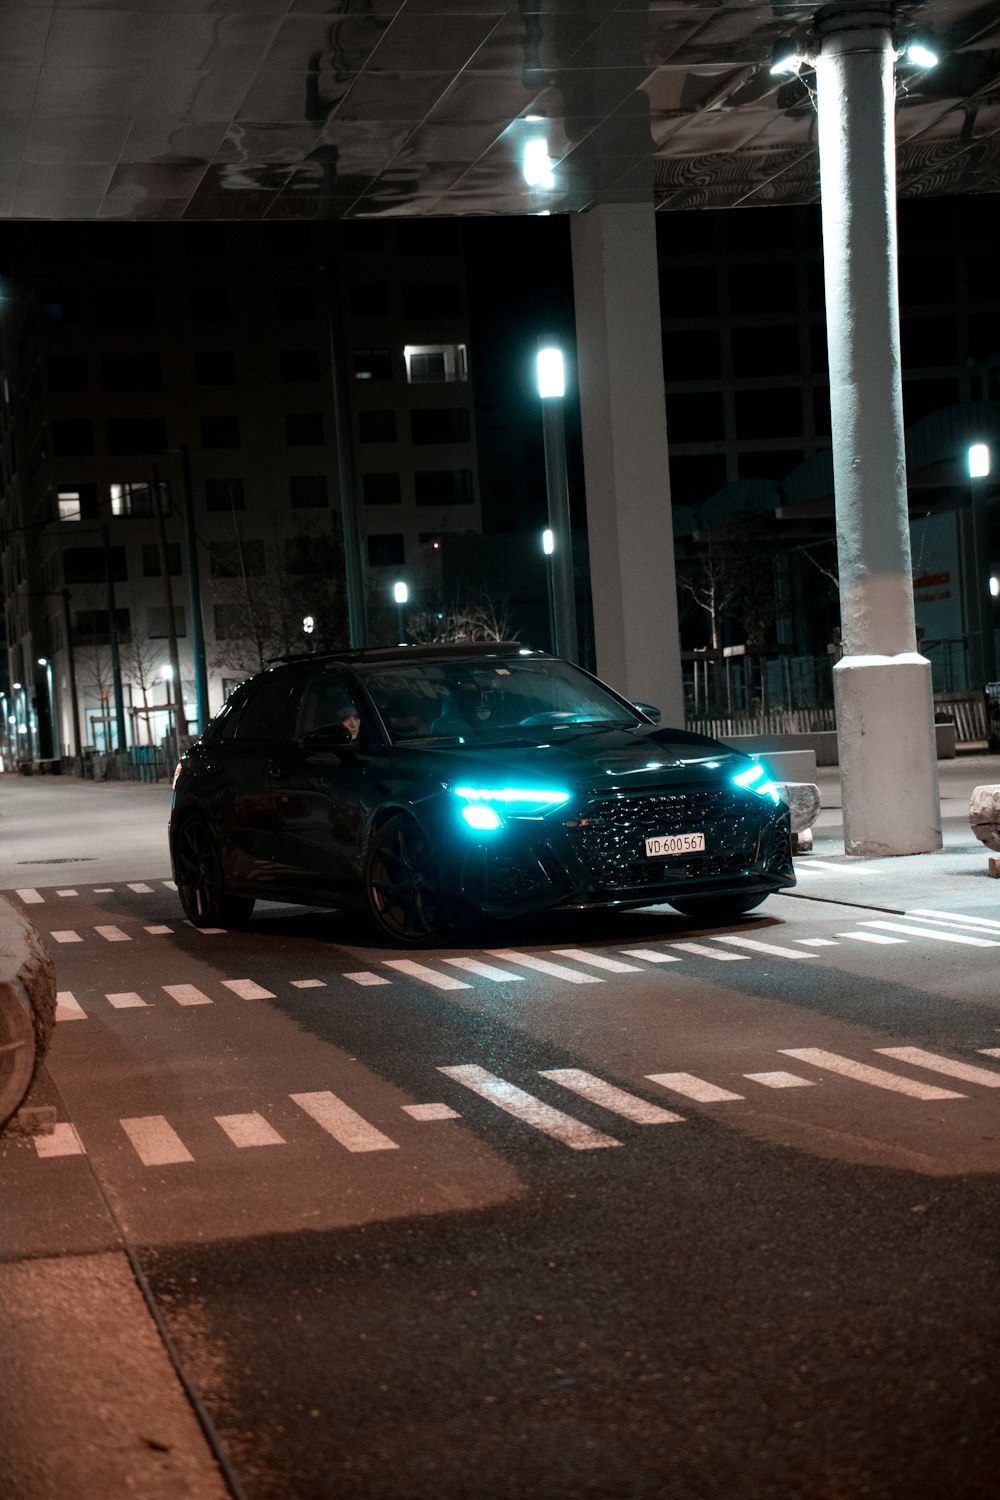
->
(234, 675), (298, 742)
(296, 673), (363, 742)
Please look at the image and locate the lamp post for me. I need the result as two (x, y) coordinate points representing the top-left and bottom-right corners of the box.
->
(542, 528), (557, 651)
(968, 443), (995, 687)
(162, 664), (181, 762)
(37, 657), (56, 759)
(393, 581), (409, 647)
(536, 345), (578, 662)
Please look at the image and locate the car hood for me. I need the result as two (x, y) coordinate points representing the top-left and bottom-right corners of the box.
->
(391, 725), (752, 796)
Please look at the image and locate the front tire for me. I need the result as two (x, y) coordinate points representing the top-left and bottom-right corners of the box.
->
(365, 814), (454, 947)
(174, 816), (255, 928)
(668, 892), (769, 922)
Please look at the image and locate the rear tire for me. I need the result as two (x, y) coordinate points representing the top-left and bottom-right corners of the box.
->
(668, 892), (769, 922)
(174, 816), (255, 928)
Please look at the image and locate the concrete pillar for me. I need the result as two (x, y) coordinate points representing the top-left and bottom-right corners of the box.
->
(815, 15), (941, 855)
(570, 203), (684, 722)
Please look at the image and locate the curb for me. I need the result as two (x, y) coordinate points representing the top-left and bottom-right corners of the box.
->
(0, 896), (57, 1132)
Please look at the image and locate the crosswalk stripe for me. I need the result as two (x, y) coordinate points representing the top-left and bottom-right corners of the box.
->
(290, 1091), (399, 1152)
(55, 990), (86, 1022)
(838, 931), (906, 945)
(443, 957), (524, 982)
(796, 938), (838, 947)
(34, 1123), (86, 1158)
(646, 1072), (743, 1103)
(344, 971), (391, 986)
(163, 984), (213, 1007)
(127, 883), (154, 894)
(979, 1048), (1000, 1060)
(51, 930), (82, 944)
(618, 948), (682, 963)
(550, 949), (642, 974)
(668, 941), (747, 961)
(145, 925), (173, 935)
(794, 861), (872, 876)
(162, 881), (176, 890)
(402, 1102), (460, 1121)
(779, 1048), (964, 1099)
(16, 889), (43, 904)
(909, 908), (1000, 933)
(383, 959), (471, 991)
(190, 925), (225, 935)
(291, 979), (326, 989)
(711, 935), (817, 960)
(876, 1047), (1000, 1088)
(744, 1070), (815, 1089)
(93, 887), (114, 894)
(487, 950), (602, 984)
(860, 920), (1000, 948)
(215, 1112), (285, 1148)
(221, 979), (275, 1000)
(539, 1068), (684, 1123)
(106, 991), (148, 1009)
(439, 1065), (621, 1149)
(121, 1115), (194, 1166)
(56, 889), (78, 897)
(95, 925), (130, 942)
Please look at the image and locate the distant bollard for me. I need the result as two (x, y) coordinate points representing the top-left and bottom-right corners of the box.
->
(969, 784), (1000, 876)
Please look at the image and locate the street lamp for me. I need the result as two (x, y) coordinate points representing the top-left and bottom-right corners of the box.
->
(162, 664), (181, 761)
(968, 442), (995, 687)
(393, 581), (409, 646)
(37, 657), (56, 760)
(535, 345), (578, 662)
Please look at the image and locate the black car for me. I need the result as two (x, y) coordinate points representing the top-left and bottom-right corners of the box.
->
(169, 644), (794, 946)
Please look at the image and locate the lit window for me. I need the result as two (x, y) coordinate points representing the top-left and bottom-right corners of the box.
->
(58, 490), (81, 522)
(403, 344), (468, 385)
(111, 480), (170, 518)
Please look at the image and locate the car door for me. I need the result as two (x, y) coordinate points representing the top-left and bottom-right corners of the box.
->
(210, 672), (300, 888)
(268, 669), (369, 896)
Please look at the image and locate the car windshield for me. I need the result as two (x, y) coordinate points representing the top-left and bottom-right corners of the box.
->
(358, 657), (643, 745)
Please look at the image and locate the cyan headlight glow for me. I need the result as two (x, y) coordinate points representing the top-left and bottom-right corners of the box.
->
(453, 785), (570, 829)
(461, 803), (503, 831)
(732, 763), (780, 804)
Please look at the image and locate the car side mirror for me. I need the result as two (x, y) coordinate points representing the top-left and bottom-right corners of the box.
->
(301, 724), (354, 750)
(633, 702), (662, 724)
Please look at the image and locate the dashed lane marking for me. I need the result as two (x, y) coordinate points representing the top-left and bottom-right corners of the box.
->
(796, 938), (838, 947)
(838, 931), (907, 945)
(402, 1102), (460, 1121)
(344, 971), (390, 986)
(95, 925), (130, 943)
(551, 949), (643, 974)
(290, 1091), (399, 1152)
(794, 861), (873, 876)
(439, 1065), (622, 1150)
(646, 1072), (744, 1103)
(127, 883), (154, 893)
(383, 959), (471, 991)
(876, 1046), (1000, 1088)
(710, 935), (817, 960)
(162, 984), (213, 1007)
(93, 887), (113, 893)
(780, 1048), (964, 1099)
(215, 1113), (285, 1148)
(51, 931), (82, 944)
(56, 889), (78, 897)
(121, 1116), (194, 1166)
(618, 948), (682, 963)
(909, 908), (1000, 932)
(145, 925), (173, 935)
(15, 889), (43, 904)
(539, 1068), (683, 1124)
(442, 957), (524, 982)
(860, 920), (1000, 948)
(291, 979), (326, 989)
(668, 941), (747, 962)
(221, 979), (276, 1001)
(487, 950), (602, 984)
(744, 1070), (815, 1089)
(106, 992), (149, 1010)
(34, 1124), (85, 1158)
(55, 991), (86, 1021)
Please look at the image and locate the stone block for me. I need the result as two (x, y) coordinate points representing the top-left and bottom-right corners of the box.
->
(776, 781), (821, 834)
(969, 784), (1000, 852)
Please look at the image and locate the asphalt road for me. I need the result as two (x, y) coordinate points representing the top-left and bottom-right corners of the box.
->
(2, 771), (1000, 1499)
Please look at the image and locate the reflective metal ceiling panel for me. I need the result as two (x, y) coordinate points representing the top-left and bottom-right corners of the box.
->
(0, 0), (996, 220)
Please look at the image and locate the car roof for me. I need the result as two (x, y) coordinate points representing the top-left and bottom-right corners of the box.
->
(266, 642), (549, 672)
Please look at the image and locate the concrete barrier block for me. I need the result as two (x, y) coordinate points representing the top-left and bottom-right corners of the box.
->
(776, 781), (822, 833)
(969, 784), (1000, 853)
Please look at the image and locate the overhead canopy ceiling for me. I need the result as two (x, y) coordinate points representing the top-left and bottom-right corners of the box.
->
(1, 1), (998, 221)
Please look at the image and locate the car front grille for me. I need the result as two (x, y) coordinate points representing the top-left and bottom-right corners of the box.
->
(579, 788), (771, 891)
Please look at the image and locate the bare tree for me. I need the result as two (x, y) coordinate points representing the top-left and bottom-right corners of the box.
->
(406, 590), (519, 646)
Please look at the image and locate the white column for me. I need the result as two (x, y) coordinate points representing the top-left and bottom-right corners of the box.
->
(815, 17), (941, 855)
(570, 203), (683, 722)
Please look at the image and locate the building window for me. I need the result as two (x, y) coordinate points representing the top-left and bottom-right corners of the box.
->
(401, 282), (462, 319)
(50, 419), (95, 457)
(367, 533), (405, 566)
(201, 415), (241, 449)
(354, 349), (392, 381)
(190, 286), (230, 321)
(358, 410), (397, 443)
(289, 474), (329, 508)
(279, 348), (321, 383)
(209, 539), (265, 577)
(56, 484), (98, 522)
(285, 412), (324, 445)
(111, 480), (170, 518)
(195, 350), (236, 385)
(106, 416), (168, 455)
(142, 542), (182, 577)
(362, 472), (401, 506)
(95, 286), (157, 326)
(205, 478), (246, 511)
(274, 285), (314, 319)
(414, 469), (473, 506)
(74, 607), (131, 645)
(348, 283), (388, 318)
(148, 605), (186, 638)
(101, 352), (163, 391)
(46, 354), (89, 392)
(403, 344), (467, 384)
(411, 407), (470, 444)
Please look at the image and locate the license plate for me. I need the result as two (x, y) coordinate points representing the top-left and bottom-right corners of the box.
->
(645, 832), (706, 858)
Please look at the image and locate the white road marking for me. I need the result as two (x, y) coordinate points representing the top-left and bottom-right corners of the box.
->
(127, 882), (154, 893)
(291, 1091), (399, 1152)
(540, 1068), (684, 1124)
(190, 925), (225, 935)
(145, 925), (173, 935)
(55, 991), (86, 1022)
(95, 925), (130, 942)
(794, 860), (873, 875)
(344, 971), (391, 986)
(56, 889), (78, 897)
(779, 1048), (964, 1099)
(16, 889), (43, 904)
(646, 1072), (743, 1103)
(909, 908), (1000, 933)
(796, 937), (839, 947)
(34, 1123), (86, 1158)
(402, 1102), (460, 1121)
(668, 941), (748, 961)
(163, 984), (213, 1007)
(50, 930), (82, 944)
(215, 1113), (285, 1148)
(860, 920), (1000, 948)
(93, 887), (114, 894)
(711, 935), (817, 960)
(488, 950), (602, 984)
(291, 979), (326, 989)
(876, 1047), (1000, 1088)
(551, 949), (642, 974)
(838, 931), (907, 945)
(162, 881), (177, 890)
(439, 1065), (621, 1149)
(443, 957), (524, 982)
(744, 1070), (815, 1089)
(106, 992), (148, 1009)
(121, 1116), (194, 1166)
(383, 959), (471, 991)
(221, 979), (275, 1000)
(618, 948), (682, 963)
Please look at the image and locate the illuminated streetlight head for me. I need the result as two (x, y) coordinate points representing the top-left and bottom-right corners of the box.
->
(302, 614), (315, 634)
(522, 136), (555, 190)
(542, 528), (555, 555)
(770, 37), (804, 75)
(902, 39), (938, 69)
(968, 443), (991, 479)
(393, 581), (409, 605)
(37, 657), (47, 667)
(161, 664), (174, 680)
(536, 347), (565, 399)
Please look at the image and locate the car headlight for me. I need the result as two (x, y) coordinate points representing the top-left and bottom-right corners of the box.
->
(453, 785), (571, 832)
(731, 762), (780, 804)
